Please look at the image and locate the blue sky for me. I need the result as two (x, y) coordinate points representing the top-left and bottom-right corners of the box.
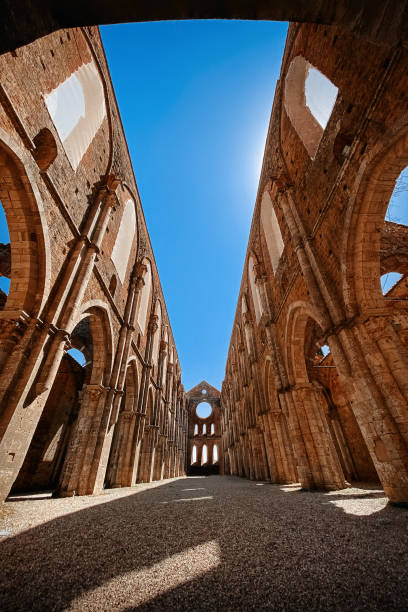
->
(100, 20), (288, 390)
(1, 21), (405, 391)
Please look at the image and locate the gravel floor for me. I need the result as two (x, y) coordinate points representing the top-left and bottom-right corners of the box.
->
(1, 476), (408, 611)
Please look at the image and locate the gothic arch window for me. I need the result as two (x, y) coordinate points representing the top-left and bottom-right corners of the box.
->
(203, 424), (207, 436)
(137, 259), (152, 334)
(44, 60), (106, 170)
(211, 423), (215, 435)
(381, 272), (403, 295)
(248, 255), (263, 323)
(194, 424), (198, 436)
(284, 56), (338, 159)
(380, 166), (408, 295)
(213, 445), (218, 463)
(191, 445), (197, 464)
(201, 444), (208, 465)
(0, 201), (10, 303)
(111, 199), (136, 283)
(67, 347), (86, 366)
(161, 328), (169, 387)
(260, 191), (284, 273)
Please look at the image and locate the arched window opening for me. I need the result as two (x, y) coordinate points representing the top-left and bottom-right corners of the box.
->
(385, 166), (408, 225)
(67, 348), (86, 367)
(284, 56), (338, 159)
(0, 201), (11, 303)
(201, 444), (208, 465)
(203, 424), (207, 436)
(305, 68), (338, 130)
(137, 260), (152, 334)
(211, 423), (215, 435)
(381, 272), (404, 295)
(213, 445), (218, 463)
(161, 328), (168, 387)
(194, 424), (198, 436)
(191, 445), (197, 464)
(111, 199), (136, 283)
(260, 191), (284, 273)
(196, 402), (212, 419)
(11, 310), (114, 495)
(320, 344), (330, 358)
(248, 255), (263, 323)
(44, 60), (106, 170)
(380, 167), (408, 297)
(292, 313), (379, 485)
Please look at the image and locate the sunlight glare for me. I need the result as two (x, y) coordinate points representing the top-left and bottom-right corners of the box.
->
(70, 540), (221, 610)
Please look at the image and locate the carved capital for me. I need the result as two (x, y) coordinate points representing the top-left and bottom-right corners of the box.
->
(270, 173), (292, 194)
(105, 173), (121, 193)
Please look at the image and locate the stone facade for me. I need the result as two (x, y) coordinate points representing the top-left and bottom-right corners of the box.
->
(0, 27), (187, 503)
(186, 381), (223, 475)
(221, 21), (408, 504)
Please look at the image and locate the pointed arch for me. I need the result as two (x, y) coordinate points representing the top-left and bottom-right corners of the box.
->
(0, 132), (51, 317)
(44, 60), (107, 170)
(284, 56), (338, 159)
(260, 190), (284, 273)
(342, 128), (408, 315)
(69, 300), (114, 387)
(111, 199), (137, 283)
(137, 258), (152, 335)
(191, 445), (197, 464)
(122, 358), (138, 413)
(248, 254), (263, 322)
(201, 444), (208, 465)
(284, 300), (323, 385)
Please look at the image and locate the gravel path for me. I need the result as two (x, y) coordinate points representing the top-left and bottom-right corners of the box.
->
(1, 476), (407, 611)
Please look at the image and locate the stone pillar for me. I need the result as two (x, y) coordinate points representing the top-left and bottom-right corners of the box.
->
(58, 384), (109, 496)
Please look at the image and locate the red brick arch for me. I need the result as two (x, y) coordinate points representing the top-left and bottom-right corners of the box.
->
(70, 300), (114, 387)
(0, 134), (51, 317)
(284, 300), (324, 385)
(342, 128), (408, 315)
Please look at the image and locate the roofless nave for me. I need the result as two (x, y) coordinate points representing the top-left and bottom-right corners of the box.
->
(1, 4), (408, 609)
(0, 0), (408, 515)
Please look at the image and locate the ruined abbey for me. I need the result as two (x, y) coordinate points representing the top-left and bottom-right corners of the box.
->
(1, 3), (408, 609)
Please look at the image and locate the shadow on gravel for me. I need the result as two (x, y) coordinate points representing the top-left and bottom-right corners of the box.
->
(1, 475), (407, 611)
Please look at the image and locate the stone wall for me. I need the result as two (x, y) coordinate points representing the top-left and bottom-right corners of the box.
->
(221, 21), (408, 504)
(186, 381), (223, 476)
(0, 26), (187, 502)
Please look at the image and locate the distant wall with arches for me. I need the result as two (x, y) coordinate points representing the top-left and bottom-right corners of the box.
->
(186, 381), (223, 476)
